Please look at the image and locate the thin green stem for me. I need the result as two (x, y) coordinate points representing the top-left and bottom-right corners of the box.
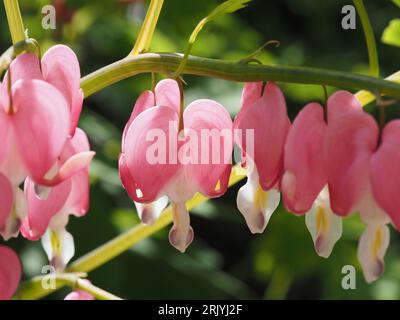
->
(130, 0), (164, 55)
(14, 273), (122, 300)
(3, 0), (26, 44)
(353, 0), (380, 77)
(81, 53), (400, 100)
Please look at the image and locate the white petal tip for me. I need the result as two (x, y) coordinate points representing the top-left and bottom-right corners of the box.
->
(168, 226), (194, 253)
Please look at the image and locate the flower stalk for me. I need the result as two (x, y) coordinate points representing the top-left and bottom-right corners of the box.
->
(130, 0), (164, 56)
(353, 0), (380, 78)
(3, 0), (26, 44)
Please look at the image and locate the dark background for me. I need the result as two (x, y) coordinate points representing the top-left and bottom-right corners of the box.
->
(1, 0), (400, 299)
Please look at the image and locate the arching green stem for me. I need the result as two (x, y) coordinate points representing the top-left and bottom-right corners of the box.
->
(81, 53), (400, 100)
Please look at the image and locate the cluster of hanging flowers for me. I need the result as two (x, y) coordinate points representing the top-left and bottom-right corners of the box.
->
(0, 45), (94, 299)
(120, 79), (399, 284)
(1, 59), (398, 299)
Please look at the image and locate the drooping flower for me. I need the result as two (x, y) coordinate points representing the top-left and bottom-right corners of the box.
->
(0, 46), (92, 240)
(0, 78), (70, 239)
(0, 245), (21, 300)
(4, 45), (84, 136)
(233, 82), (290, 233)
(20, 129), (93, 270)
(120, 79), (233, 252)
(370, 120), (400, 230)
(323, 92), (396, 282)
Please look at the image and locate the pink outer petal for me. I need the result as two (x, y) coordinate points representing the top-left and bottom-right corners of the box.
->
(3, 53), (43, 88)
(39, 151), (95, 187)
(0, 246), (22, 300)
(0, 84), (12, 168)
(11, 79), (70, 184)
(154, 79), (180, 113)
(183, 99), (233, 197)
(65, 170), (90, 218)
(370, 120), (400, 229)
(0, 173), (13, 230)
(234, 82), (291, 190)
(282, 103), (327, 214)
(323, 110), (379, 216)
(121, 106), (180, 203)
(327, 90), (362, 122)
(241, 82), (263, 112)
(41, 45), (82, 135)
(122, 90), (155, 151)
(21, 178), (72, 240)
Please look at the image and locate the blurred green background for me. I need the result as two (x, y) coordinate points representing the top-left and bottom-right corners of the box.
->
(1, 0), (400, 299)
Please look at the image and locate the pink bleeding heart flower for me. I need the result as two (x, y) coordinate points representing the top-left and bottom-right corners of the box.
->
(370, 120), (400, 230)
(20, 128), (93, 271)
(282, 102), (327, 215)
(323, 92), (395, 282)
(120, 79), (233, 252)
(282, 91), (362, 258)
(64, 280), (95, 300)
(3, 46), (89, 188)
(323, 92), (378, 218)
(0, 75), (71, 239)
(283, 91), (364, 216)
(233, 82), (290, 233)
(4, 45), (83, 136)
(0, 78), (70, 187)
(0, 246), (22, 300)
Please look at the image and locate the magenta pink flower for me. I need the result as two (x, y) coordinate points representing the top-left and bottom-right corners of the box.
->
(281, 91), (369, 258)
(233, 82), (290, 233)
(0, 46), (92, 240)
(20, 129), (93, 270)
(0, 246), (21, 300)
(322, 92), (398, 282)
(0, 78), (70, 239)
(120, 79), (233, 252)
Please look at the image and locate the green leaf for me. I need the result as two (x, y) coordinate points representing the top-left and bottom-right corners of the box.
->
(393, 0), (400, 8)
(207, 0), (252, 22)
(382, 19), (400, 48)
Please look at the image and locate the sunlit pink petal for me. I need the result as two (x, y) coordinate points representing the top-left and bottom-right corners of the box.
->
(155, 79), (181, 113)
(122, 90), (155, 150)
(42, 45), (83, 135)
(184, 99), (233, 197)
(121, 106), (180, 202)
(0, 173), (13, 231)
(11, 79), (70, 184)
